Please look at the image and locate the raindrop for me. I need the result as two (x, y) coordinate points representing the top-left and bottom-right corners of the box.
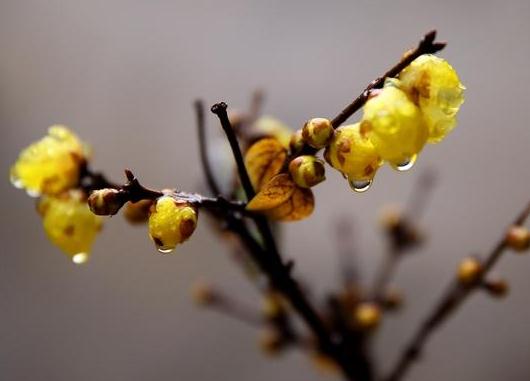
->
(10, 174), (23, 189)
(72, 253), (89, 264)
(26, 188), (41, 198)
(348, 178), (372, 193)
(157, 247), (173, 254)
(392, 154), (417, 172)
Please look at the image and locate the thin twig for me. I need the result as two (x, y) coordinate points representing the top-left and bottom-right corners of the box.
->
(384, 200), (530, 381)
(211, 102), (256, 201)
(331, 30), (445, 128)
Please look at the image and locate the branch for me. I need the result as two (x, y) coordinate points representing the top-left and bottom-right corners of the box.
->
(211, 101), (372, 381)
(384, 200), (530, 381)
(87, 169), (255, 218)
(211, 102), (256, 201)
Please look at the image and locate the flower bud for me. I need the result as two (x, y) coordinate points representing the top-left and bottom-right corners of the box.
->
(148, 196), (198, 253)
(38, 190), (102, 263)
(262, 291), (284, 320)
(354, 302), (381, 330)
(310, 352), (340, 375)
(258, 328), (283, 356)
(302, 118), (333, 149)
(457, 257), (483, 285)
(324, 123), (382, 190)
(191, 280), (217, 306)
(506, 225), (530, 252)
(288, 155), (326, 188)
(123, 199), (153, 224)
(289, 129), (305, 155)
(483, 278), (509, 298)
(382, 288), (404, 311)
(88, 188), (125, 216)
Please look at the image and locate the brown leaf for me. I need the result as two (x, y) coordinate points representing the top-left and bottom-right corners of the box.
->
(246, 174), (296, 211)
(266, 186), (315, 222)
(245, 138), (287, 191)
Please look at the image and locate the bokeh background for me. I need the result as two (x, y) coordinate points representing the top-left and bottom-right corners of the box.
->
(1, 1), (529, 380)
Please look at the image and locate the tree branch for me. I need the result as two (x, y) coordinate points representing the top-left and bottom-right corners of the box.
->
(211, 101), (372, 381)
(384, 200), (530, 381)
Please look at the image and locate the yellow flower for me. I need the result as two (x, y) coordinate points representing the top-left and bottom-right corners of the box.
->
(10, 125), (86, 196)
(148, 196), (198, 253)
(324, 123), (382, 191)
(361, 86), (428, 170)
(38, 190), (102, 264)
(398, 54), (465, 143)
(252, 116), (292, 148)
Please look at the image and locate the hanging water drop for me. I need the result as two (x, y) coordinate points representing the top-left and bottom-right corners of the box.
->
(72, 252), (89, 264)
(10, 173), (24, 189)
(157, 247), (174, 254)
(26, 188), (41, 198)
(348, 178), (373, 193)
(392, 154), (417, 172)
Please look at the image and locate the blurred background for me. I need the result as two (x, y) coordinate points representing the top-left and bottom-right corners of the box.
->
(1, 1), (529, 380)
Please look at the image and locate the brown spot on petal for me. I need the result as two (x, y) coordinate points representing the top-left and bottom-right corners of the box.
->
(338, 139), (351, 154)
(180, 218), (196, 241)
(360, 121), (371, 137)
(364, 165), (374, 176)
(64, 225), (75, 236)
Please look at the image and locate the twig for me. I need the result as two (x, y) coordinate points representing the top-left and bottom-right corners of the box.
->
(195, 99), (222, 196)
(331, 30), (446, 128)
(384, 200), (530, 381)
(211, 101), (372, 381)
(211, 102), (256, 201)
(89, 168), (257, 218)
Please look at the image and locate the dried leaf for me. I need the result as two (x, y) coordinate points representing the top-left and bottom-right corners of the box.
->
(267, 186), (315, 222)
(245, 138), (287, 191)
(246, 174), (296, 211)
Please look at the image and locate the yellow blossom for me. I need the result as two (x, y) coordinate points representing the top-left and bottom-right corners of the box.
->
(10, 125), (85, 196)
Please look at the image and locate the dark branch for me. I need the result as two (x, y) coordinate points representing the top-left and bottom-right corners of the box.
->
(211, 101), (372, 381)
(211, 102), (256, 201)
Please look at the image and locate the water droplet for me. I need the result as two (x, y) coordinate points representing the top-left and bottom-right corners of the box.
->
(26, 188), (41, 198)
(72, 253), (89, 264)
(157, 247), (174, 254)
(10, 174), (23, 189)
(392, 155), (417, 172)
(348, 178), (372, 193)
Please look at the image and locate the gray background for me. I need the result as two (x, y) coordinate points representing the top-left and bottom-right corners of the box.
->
(1, 1), (529, 380)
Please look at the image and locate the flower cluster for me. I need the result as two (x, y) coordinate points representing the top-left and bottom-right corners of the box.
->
(327, 54), (464, 189)
(10, 126), (103, 263)
(242, 54), (464, 222)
